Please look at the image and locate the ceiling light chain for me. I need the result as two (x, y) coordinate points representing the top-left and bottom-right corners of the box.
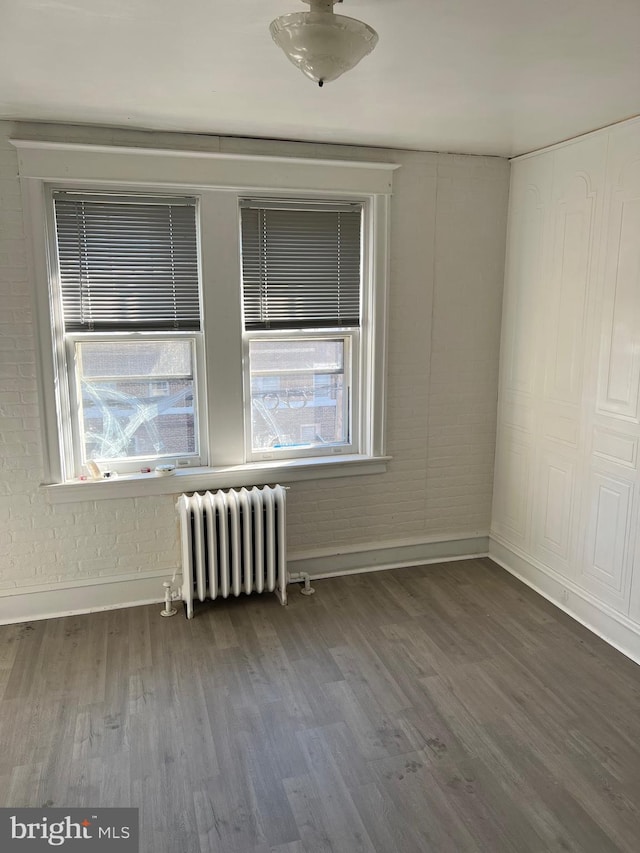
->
(270, 0), (379, 87)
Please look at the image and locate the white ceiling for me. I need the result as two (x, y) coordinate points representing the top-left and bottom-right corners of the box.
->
(1, 0), (639, 157)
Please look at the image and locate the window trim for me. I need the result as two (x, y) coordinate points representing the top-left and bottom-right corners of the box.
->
(14, 140), (397, 495)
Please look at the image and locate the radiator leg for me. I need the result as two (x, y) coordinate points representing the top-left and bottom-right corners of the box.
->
(288, 571), (316, 596)
(160, 581), (178, 617)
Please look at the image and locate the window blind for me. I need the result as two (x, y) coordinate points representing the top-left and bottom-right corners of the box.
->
(241, 202), (362, 330)
(53, 193), (201, 332)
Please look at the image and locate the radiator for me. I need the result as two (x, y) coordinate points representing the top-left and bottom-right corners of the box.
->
(176, 485), (288, 618)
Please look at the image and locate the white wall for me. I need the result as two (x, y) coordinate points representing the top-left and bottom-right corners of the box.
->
(491, 116), (640, 663)
(0, 121), (509, 620)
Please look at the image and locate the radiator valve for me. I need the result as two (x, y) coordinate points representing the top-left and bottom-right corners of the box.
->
(160, 581), (178, 617)
(288, 571), (316, 596)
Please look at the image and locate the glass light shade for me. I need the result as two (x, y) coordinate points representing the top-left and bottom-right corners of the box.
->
(270, 11), (378, 85)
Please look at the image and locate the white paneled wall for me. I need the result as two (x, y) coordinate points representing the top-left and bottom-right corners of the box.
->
(491, 117), (640, 662)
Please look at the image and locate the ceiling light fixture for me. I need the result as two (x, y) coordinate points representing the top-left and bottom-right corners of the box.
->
(270, 0), (378, 88)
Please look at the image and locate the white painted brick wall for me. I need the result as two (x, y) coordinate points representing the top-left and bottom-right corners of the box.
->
(0, 121), (509, 589)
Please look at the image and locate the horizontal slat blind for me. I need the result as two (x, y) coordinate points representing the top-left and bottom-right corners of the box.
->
(241, 203), (362, 330)
(53, 193), (201, 331)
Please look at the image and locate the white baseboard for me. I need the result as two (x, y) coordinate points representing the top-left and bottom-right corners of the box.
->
(0, 534), (489, 625)
(0, 569), (173, 625)
(490, 536), (640, 666)
(288, 533), (489, 578)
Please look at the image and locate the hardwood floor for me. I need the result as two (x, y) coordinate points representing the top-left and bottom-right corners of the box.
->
(1, 557), (640, 852)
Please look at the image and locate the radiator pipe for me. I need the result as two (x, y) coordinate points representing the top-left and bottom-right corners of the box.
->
(288, 571), (316, 596)
(160, 581), (178, 617)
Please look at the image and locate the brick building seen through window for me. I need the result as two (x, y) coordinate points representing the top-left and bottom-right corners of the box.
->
(80, 339), (346, 463)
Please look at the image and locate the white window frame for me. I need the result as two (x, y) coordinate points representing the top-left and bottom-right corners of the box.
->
(43, 186), (208, 480)
(14, 140), (397, 501)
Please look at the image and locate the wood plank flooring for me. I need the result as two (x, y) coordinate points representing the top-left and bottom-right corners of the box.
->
(1, 557), (640, 852)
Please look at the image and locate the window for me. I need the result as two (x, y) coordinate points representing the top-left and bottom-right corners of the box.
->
(50, 193), (205, 476)
(240, 201), (361, 460)
(74, 339), (198, 463)
(248, 337), (351, 454)
(16, 140), (394, 496)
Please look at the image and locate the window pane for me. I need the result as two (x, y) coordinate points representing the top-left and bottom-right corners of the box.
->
(250, 339), (344, 373)
(80, 339), (193, 378)
(250, 339), (348, 451)
(76, 340), (197, 463)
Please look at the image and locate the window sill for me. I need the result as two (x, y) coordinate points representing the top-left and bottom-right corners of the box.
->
(42, 455), (390, 504)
